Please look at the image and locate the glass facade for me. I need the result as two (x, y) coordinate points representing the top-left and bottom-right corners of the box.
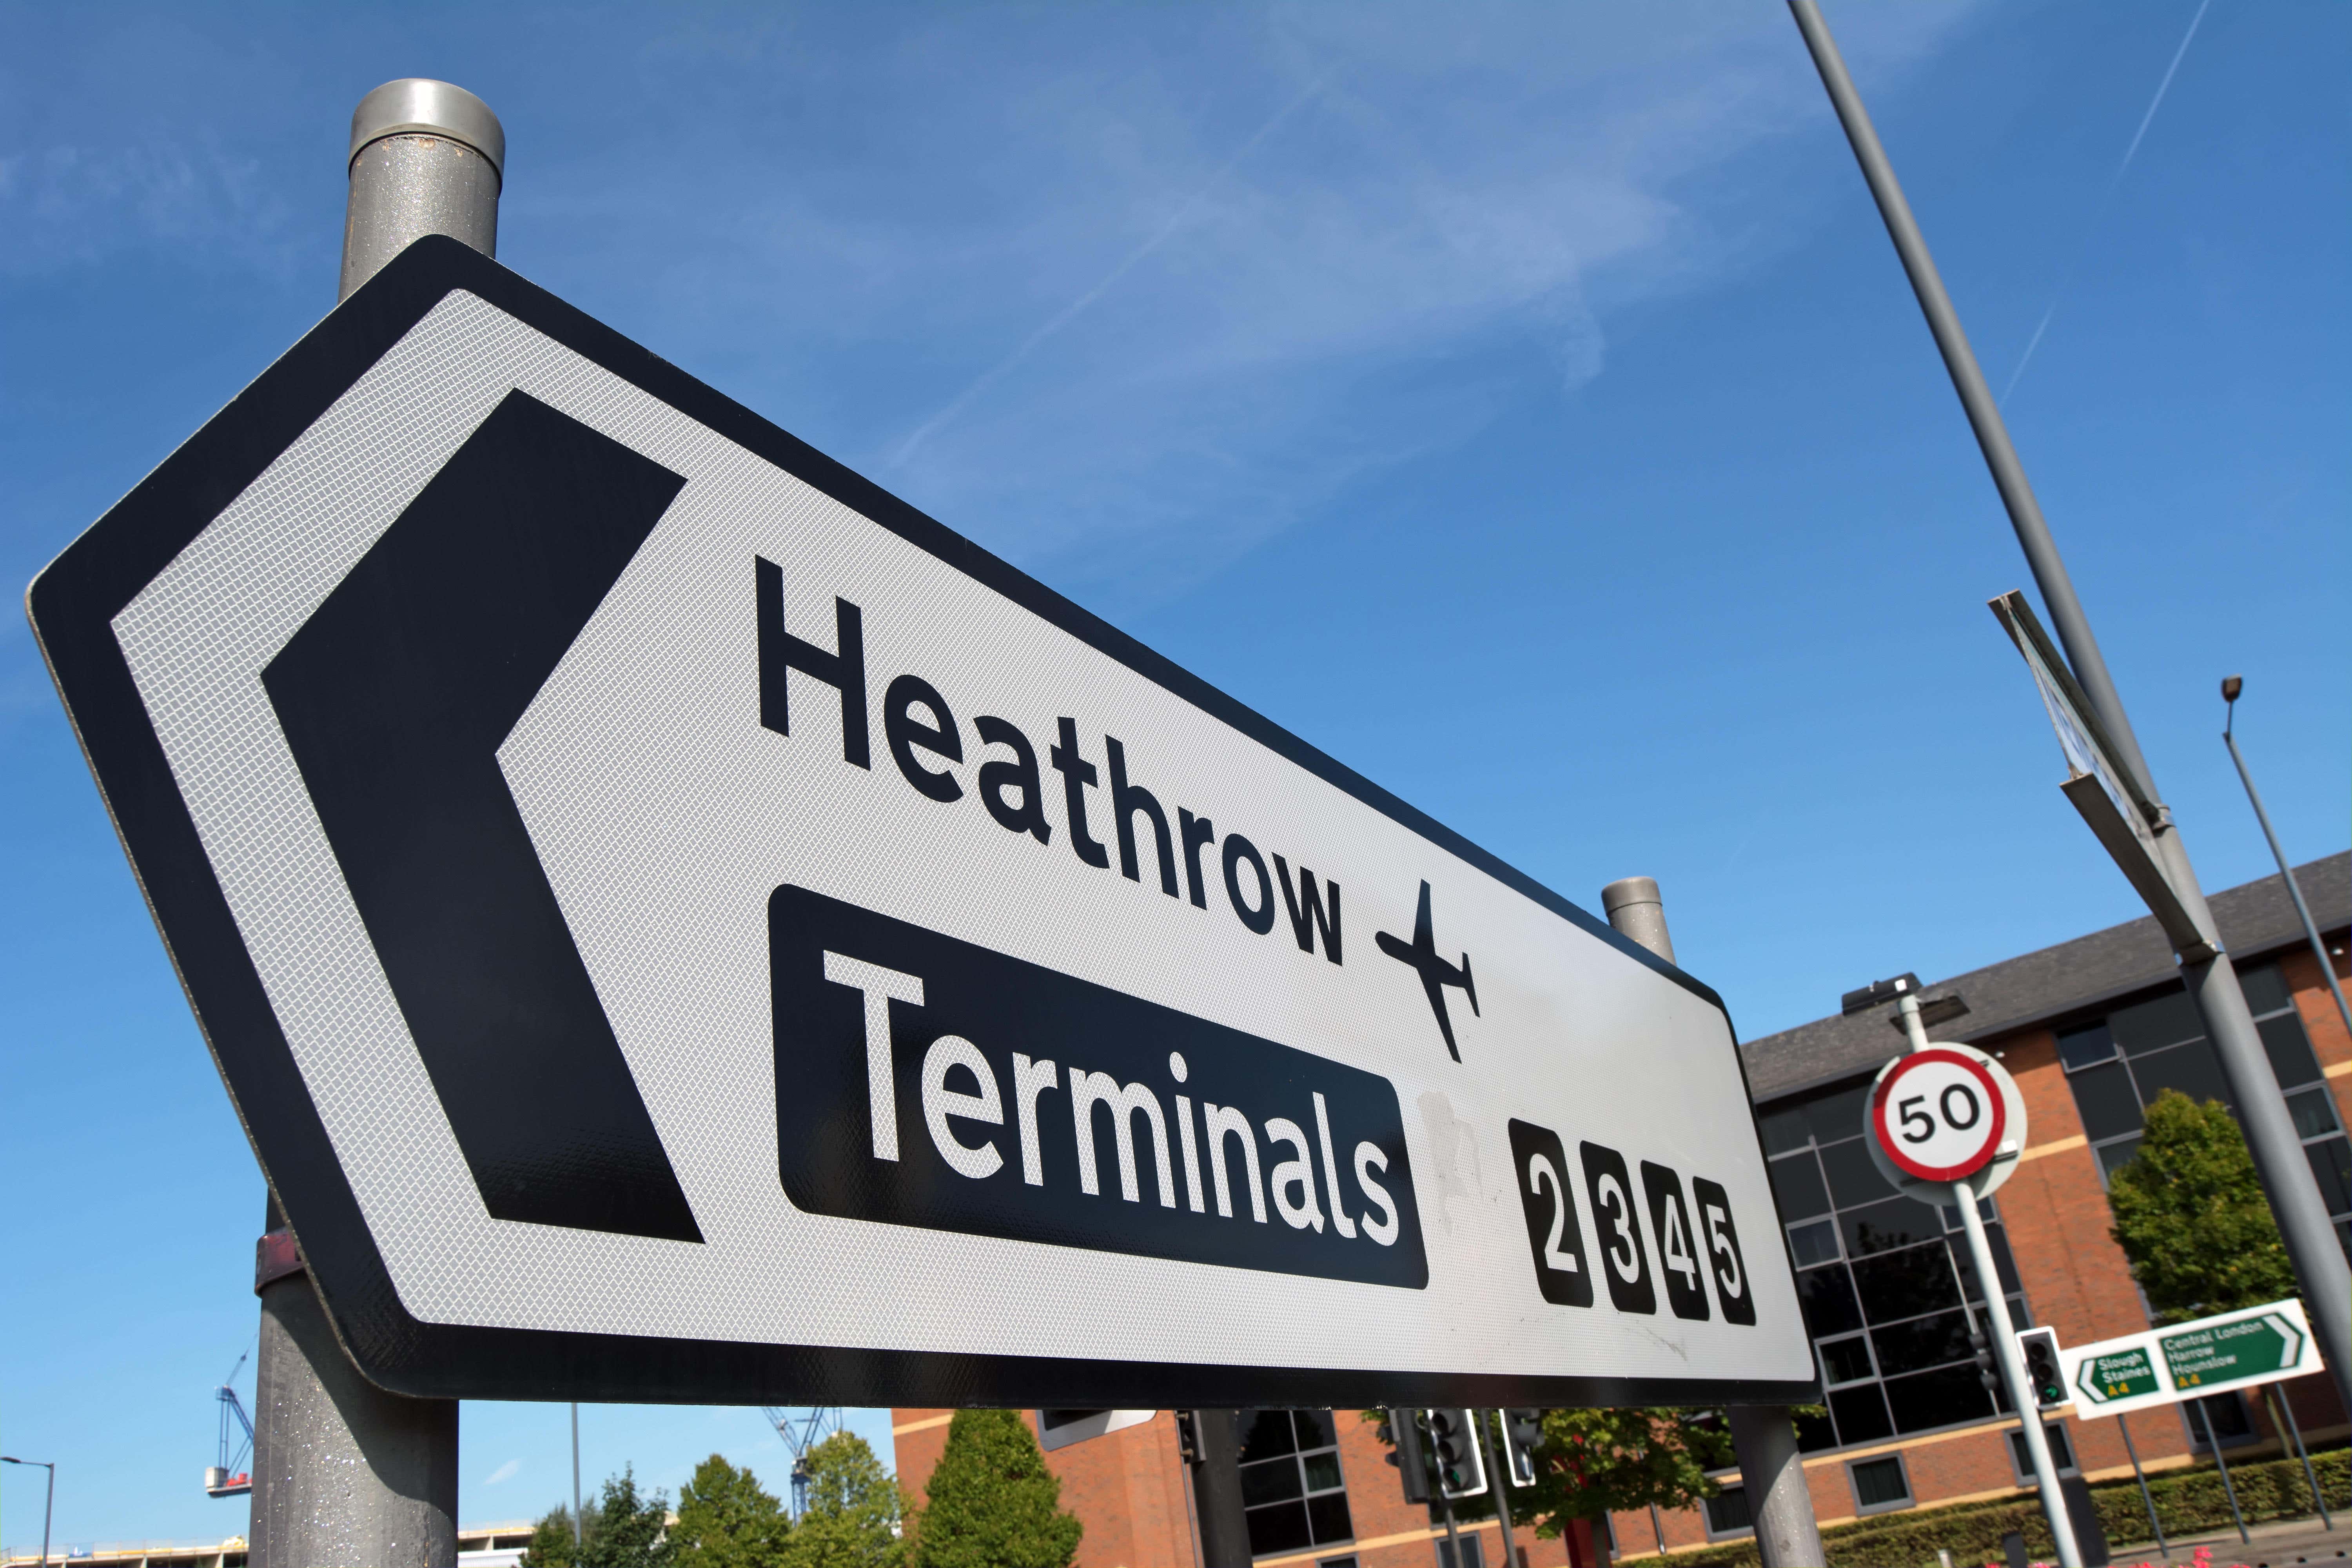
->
(2055, 961), (2352, 1259)
(1237, 1408), (1353, 1558)
(1759, 1082), (2030, 1453)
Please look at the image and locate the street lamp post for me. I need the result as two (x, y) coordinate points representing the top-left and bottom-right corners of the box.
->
(2, 1455), (56, 1568)
(2221, 677), (2352, 1042)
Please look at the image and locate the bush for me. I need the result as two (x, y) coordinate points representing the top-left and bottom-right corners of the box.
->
(1610, 1446), (2347, 1568)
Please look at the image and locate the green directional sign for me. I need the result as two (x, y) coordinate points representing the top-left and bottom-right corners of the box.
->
(2076, 1346), (2161, 1407)
(2159, 1311), (2305, 1391)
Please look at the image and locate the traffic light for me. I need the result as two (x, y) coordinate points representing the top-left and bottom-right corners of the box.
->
(1382, 1408), (1431, 1505)
(1969, 1326), (1998, 1392)
(1499, 1408), (1544, 1487)
(1426, 1408), (1489, 1499)
(2018, 1328), (2066, 1410)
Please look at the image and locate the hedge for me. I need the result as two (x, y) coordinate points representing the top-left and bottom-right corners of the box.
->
(1611, 1446), (2346, 1568)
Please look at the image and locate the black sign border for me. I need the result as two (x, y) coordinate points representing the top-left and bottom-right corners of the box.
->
(26, 236), (1815, 1408)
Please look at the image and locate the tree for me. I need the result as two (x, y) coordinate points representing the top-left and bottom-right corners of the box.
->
(2107, 1088), (2297, 1323)
(673, 1455), (791, 1568)
(584, 1466), (674, 1568)
(1517, 1408), (1735, 1540)
(784, 1432), (908, 1568)
(522, 1503), (588, 1568)
(910, 1410), (1082, 1568)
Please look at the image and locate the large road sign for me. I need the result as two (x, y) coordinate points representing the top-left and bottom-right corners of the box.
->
(28, 238), (1812, 1408)
(2061, 1299), (2319, 1421)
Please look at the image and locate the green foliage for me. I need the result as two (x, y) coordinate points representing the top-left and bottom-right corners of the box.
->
(673, 1455), (791, 1568)
(581, 1467), (674, 1568)
(785, 1432), (907, 1568)
(521, 1504), (587, 1568)
(1518, 1408), (1735, 1538)
(1610, 1447), (2350, 1568)
(911, 1409), (1082, 1568)
(2107, 1089), (2298, 1322)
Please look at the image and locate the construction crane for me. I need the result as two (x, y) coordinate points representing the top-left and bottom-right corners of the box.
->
(759, 1407), (843, 1516)
(205, 1350), (254, 1498)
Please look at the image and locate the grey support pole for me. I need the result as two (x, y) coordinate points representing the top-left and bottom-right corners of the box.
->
(1892, 994), (2079, 1567)
(250, 1194), (457, 1568)
(340, 78), (505, 300)
(1785, 0), (2352, 1421)
(1600, 877), (1823, 1568)
(1183, 1410), (1253, 1565)
(251, 80), (503, 1568)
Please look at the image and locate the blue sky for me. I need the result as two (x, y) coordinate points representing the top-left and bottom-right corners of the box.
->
(2, 0), (2344, 1550)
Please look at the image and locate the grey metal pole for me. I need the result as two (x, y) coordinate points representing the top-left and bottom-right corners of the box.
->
(340, 78), (505, 300)
(2194, 1401), (2250, 1545)
(2265, 1384), (2331, 1530)
(1894, 995), (2081, 1567)
(2223, 681), (2352, 1041)
(2115, 1419), (2166, 1560)
(250, 83), (503, 1568)
(571, 1403), (583, 1565)
(1599, 877), (1823, 1568)
(1786, 0), (2352, 1422)
(250, 1194), (457, 1568)
(1, 1457), (56, 1568)
(1486, 1412), (1522, 1568)
(1184, 1410), (1253, 1565)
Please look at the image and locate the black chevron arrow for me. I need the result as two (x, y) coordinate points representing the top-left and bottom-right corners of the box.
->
(262, 389), (702, 1243)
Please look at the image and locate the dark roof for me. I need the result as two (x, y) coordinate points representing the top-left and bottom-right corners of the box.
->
(1741, 851), (2350, 1105)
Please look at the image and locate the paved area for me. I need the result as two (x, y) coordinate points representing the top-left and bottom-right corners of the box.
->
(2099, 1512), (2352, 1567)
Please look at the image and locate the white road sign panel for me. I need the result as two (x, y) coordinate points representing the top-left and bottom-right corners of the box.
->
(28, 239), (1813, 1408)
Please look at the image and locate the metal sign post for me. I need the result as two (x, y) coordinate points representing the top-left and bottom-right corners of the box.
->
(1875, 992), (2080, 1568)
(1602, 878), (1823, 1568)
(1787, 0), (2351, 1421)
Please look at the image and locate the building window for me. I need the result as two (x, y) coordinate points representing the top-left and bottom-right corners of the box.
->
(2005, 1421), (2077, 1483)
(2056, 964), (2352, 1257)
(1759, 1082), (2031, 1452)
(1238, 1408), (1353, 1558)
(1435, 1538), (1484, 1568)
(1847, 1455), (1913, 1514)
(1704, 1485), (1753, 1540)
(2185, 1392), (2259, 1451)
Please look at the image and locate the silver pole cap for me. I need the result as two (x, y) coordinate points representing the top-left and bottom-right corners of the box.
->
(349, 79), (504, 178)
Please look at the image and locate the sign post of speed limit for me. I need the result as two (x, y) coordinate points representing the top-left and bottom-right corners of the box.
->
(1864, 984), (2085, 1568)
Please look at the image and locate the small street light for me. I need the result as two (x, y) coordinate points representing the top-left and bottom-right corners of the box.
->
(2221, 676), (2352, 1042)
(2, 1455), (55, 1568)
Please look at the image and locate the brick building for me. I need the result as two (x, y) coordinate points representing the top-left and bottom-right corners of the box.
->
(893, 854), (2350, 1566)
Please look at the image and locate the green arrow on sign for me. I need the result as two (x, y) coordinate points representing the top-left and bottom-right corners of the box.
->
(2159, 1311), (2304, 1390)
(2076, 1345), (2161, 1406)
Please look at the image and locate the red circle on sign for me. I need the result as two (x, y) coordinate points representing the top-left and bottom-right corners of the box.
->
(1870, 1049), (2007, 1181)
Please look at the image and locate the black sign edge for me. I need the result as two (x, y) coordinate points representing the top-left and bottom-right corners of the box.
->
(24, 234), (1806, 1407)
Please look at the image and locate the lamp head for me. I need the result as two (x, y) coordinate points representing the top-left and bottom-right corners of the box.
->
(2221, 674), (2243, 704)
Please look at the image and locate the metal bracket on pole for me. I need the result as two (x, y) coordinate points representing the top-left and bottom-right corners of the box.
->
(1601, 877), (1825, 1568)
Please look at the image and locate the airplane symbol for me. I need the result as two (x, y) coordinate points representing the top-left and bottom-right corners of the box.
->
(1375, 880), (1479, 1062)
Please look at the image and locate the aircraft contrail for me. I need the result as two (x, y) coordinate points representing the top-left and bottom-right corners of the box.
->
(2000, 0), (2212, 407)
(889, 76), (1328, 469)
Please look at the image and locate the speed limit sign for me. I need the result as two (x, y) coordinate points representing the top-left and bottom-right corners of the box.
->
(1865, 1044), (2025, 1201)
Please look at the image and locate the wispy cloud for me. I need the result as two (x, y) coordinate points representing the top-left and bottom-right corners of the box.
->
(2000, 0), (2212, 405)
(484, 1458), (521, 1486)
